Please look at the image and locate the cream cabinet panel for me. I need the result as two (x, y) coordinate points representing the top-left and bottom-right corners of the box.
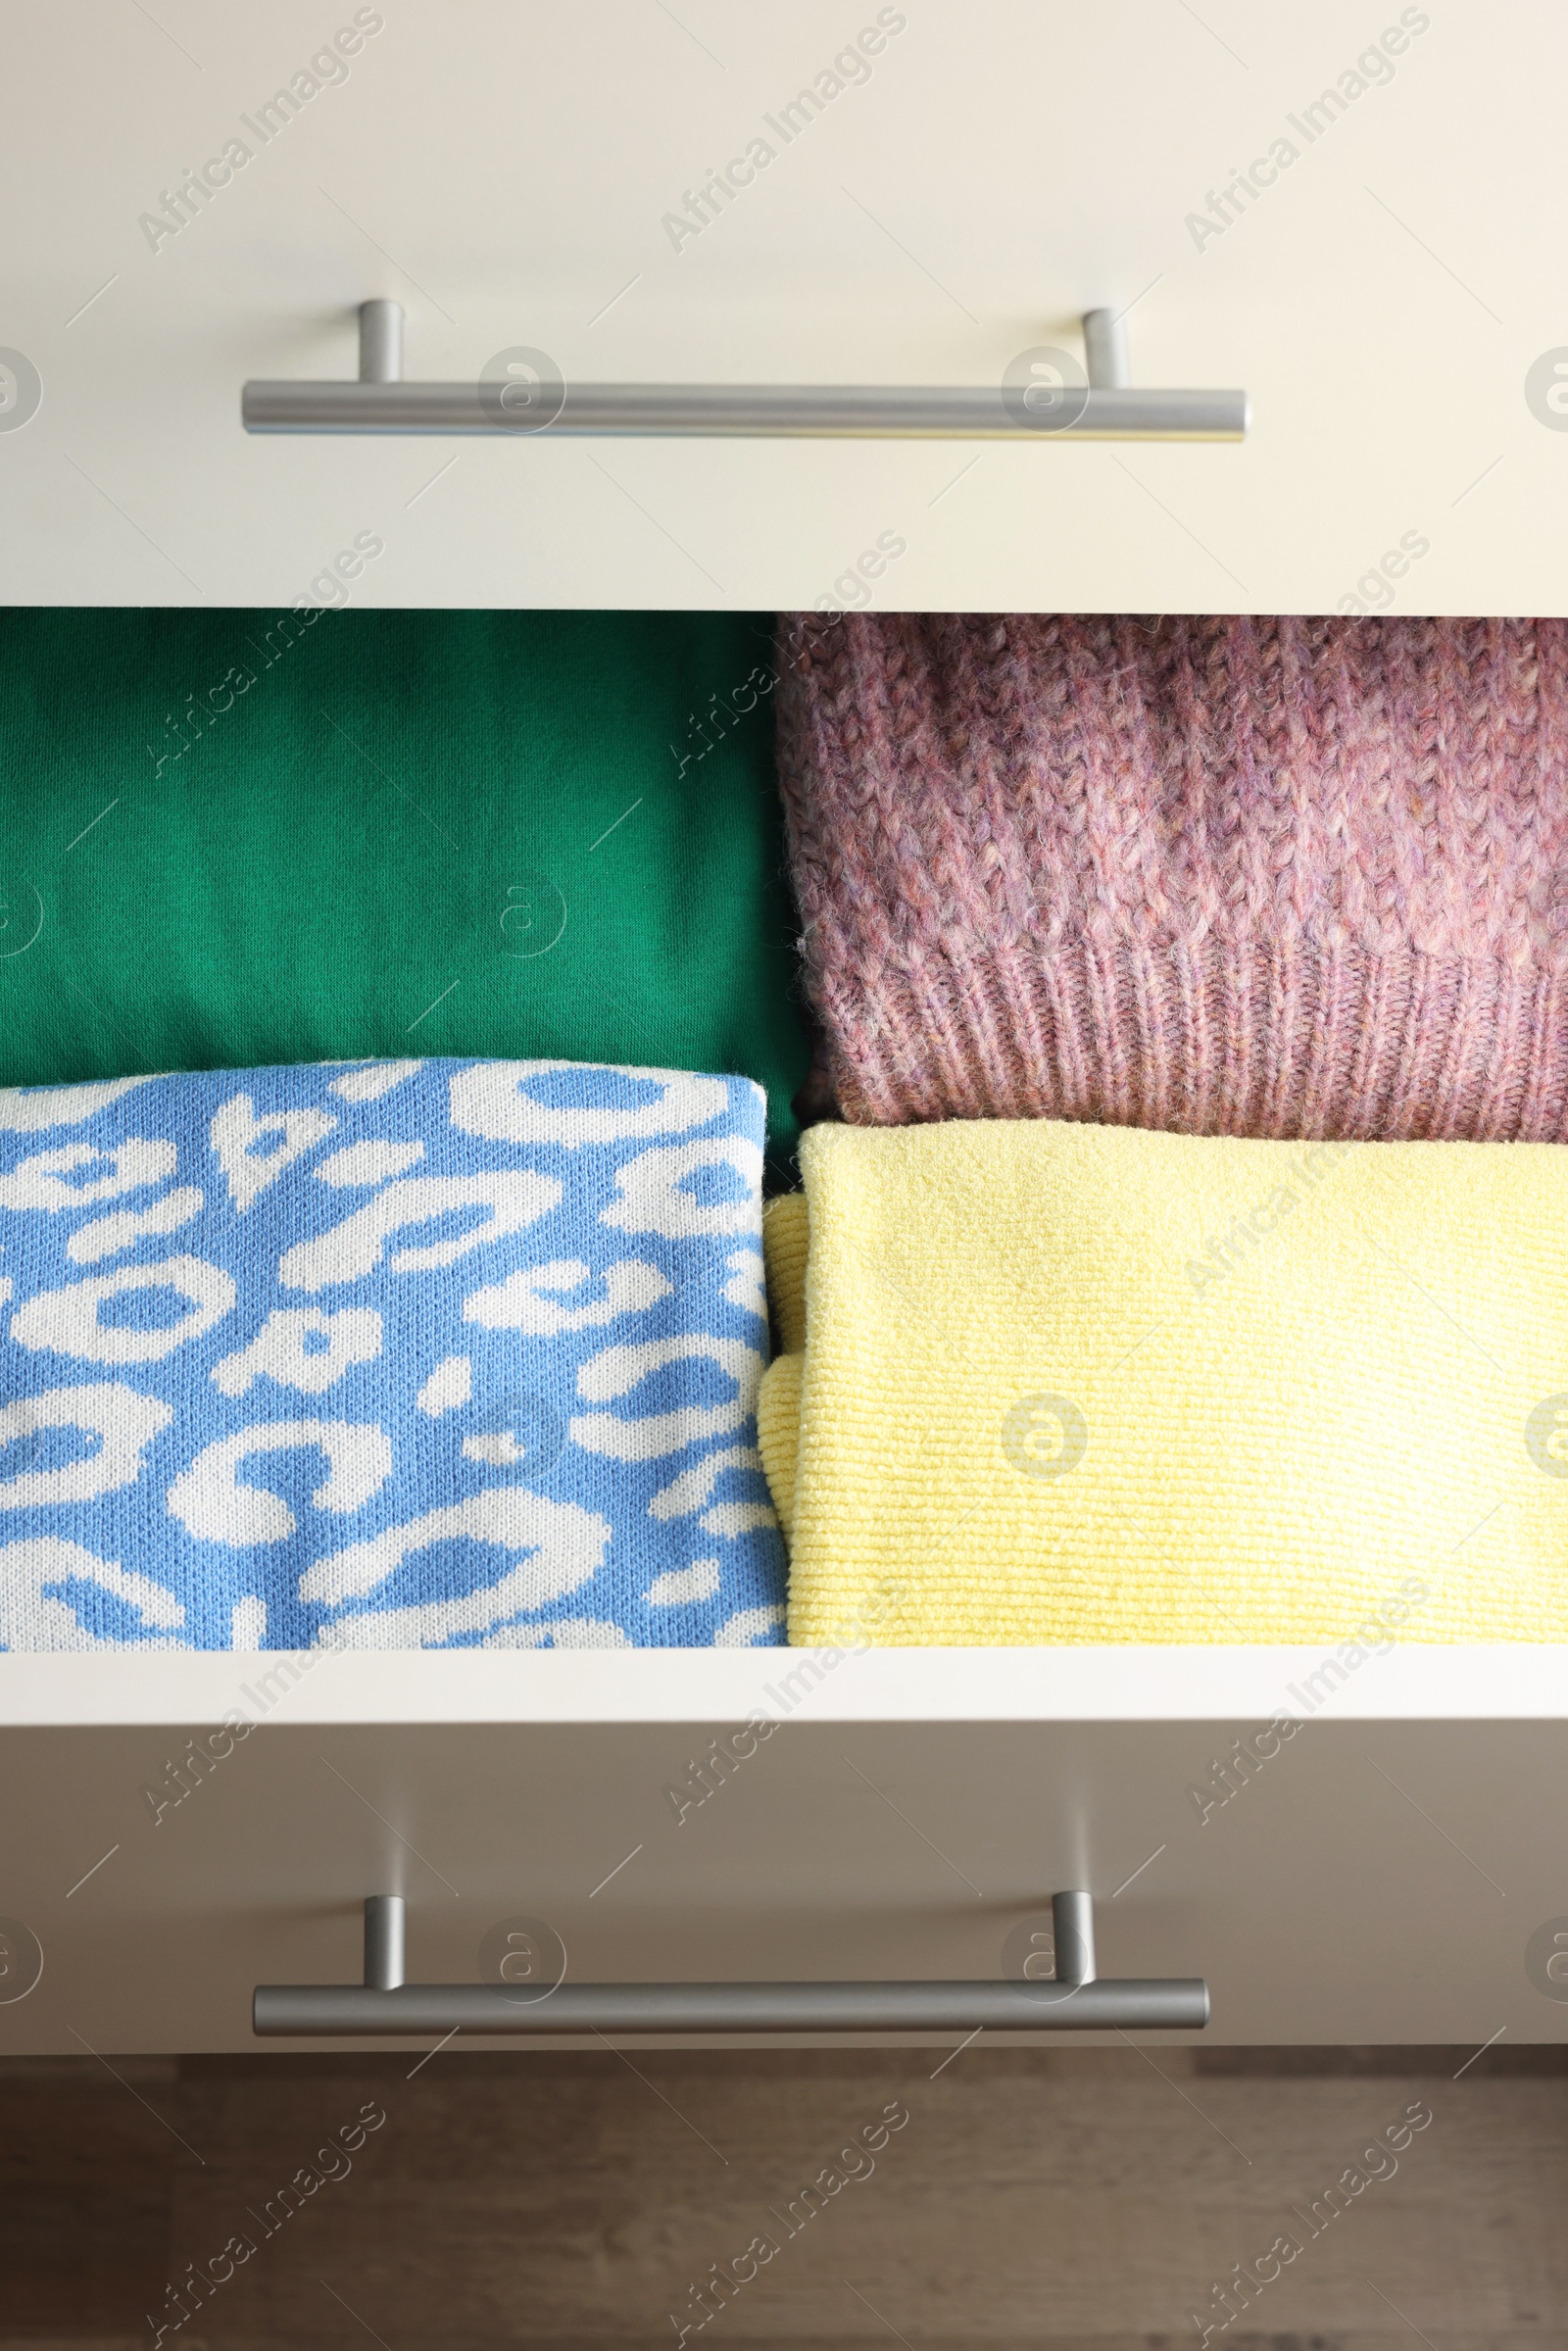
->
(1, 0), (1562, 612)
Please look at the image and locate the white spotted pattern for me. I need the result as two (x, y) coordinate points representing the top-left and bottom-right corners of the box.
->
(0, 1059), (783, 1649)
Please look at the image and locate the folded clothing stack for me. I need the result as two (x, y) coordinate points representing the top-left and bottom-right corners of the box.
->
(760, 1115), (1567, 1645)
(0, 1057), (785, 1650)
(777, 612), (1568, 1142)
(0, 608), (808, 1170)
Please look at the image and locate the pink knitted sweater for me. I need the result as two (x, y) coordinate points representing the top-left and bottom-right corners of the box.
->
(776, 613), (1568, 1140)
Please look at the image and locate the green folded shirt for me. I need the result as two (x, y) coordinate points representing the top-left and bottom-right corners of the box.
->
(0, 608), (808, 1169)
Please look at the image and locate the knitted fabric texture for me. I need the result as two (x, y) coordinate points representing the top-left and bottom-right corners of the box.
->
(776, 613), (1568, 1140)
(762, 1117), (1568, 1645)
(0, 1059), (785, 1650)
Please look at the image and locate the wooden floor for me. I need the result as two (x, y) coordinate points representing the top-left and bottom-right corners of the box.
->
(4, 2044), (1566, 2350)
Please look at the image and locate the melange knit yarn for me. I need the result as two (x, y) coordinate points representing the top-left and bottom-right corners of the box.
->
(776, 614), (1568, 1141)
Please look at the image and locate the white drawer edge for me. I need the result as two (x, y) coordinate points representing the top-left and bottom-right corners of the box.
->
(0, 1643), (1564, 1727)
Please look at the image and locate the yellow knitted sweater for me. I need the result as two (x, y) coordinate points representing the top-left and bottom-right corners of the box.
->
(759, 1118), (1568, 1645)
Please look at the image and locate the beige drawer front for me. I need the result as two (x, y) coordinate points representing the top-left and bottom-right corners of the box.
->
(1, 1648), (1563, 2053)
(1, 1), (1555, 614)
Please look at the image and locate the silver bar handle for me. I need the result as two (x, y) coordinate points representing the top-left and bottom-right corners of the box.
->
(242, 305), (1248, 442)
(253, 1892), (1208, 2038)
(242, 379), (1246, 440)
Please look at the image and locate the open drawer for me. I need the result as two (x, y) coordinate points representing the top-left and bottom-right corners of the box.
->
(2, 1643), (1562, 2054)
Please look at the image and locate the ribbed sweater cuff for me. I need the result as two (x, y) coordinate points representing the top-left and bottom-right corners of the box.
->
(820, 937), (1568, 1142)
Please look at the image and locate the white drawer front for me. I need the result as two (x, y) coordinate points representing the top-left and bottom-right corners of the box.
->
(0, 0), (1555, 613)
